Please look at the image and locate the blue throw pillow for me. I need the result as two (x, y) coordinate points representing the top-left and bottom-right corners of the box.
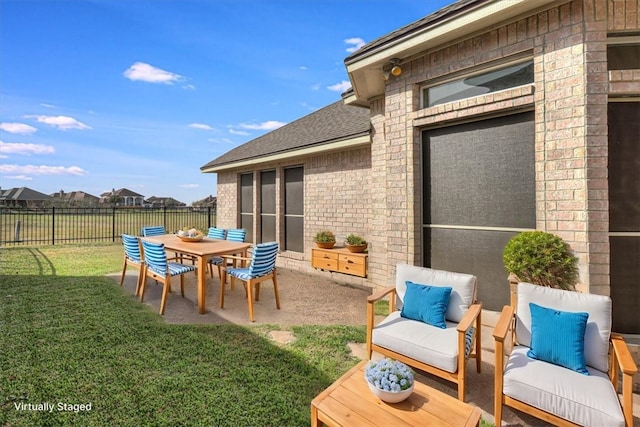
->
(400, 281), (452, 328)
(527, 302), (589, 375)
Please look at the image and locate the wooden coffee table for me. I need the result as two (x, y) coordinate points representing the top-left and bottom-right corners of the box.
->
(311, 360), (482, 427)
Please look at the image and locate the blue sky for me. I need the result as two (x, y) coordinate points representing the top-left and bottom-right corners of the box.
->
(0, 0), (451, 204)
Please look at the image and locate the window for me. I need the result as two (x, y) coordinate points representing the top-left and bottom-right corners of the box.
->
(423, 60), (533, 108)
(608, 44), (640, 70)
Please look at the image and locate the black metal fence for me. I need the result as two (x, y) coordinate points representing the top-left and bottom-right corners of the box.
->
(0, 206), (216, 246)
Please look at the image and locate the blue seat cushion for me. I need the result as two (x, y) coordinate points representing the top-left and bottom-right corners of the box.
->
(400, 281), (452, 329)
(527, 302), (589, 375)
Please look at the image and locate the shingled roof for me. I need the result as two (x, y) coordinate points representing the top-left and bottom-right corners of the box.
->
(344, 0), (485, 64)
(201, 101), (370, 172)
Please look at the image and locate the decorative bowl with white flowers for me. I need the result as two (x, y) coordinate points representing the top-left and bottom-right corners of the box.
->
(364, 358), (415, 403)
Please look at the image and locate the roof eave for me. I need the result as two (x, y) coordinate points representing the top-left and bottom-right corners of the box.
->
(344, 0), (562, 105)
(201, 133), (370, 174)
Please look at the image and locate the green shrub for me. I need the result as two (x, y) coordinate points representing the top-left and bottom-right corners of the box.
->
(314, 230), (336, 243)
(503, 231), (578, 290)
(345, 234), (366, 246)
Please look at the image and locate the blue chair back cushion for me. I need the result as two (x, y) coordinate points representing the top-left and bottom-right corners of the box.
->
(207, 227), (226, 239)
(227, 242), (278, 280)
(141, 240), (168, 275)
(122, 234), (142, 263)
(226, 229), (246, 242)
(527, 302), (589, 375)
(141, 226), (166, 237)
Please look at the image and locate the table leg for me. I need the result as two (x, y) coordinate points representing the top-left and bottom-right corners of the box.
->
(197, 256), (207, 314)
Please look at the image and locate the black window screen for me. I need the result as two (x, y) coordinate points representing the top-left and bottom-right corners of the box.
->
(240, 173), (253, 243)
(422, 112), (535, 310)
(284, 166), (304, 252)
(608, 44), (640, 70)
(608, 101), (640, 334)
(260, 170), (276, 243)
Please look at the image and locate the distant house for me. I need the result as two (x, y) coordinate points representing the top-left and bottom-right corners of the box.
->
(50, 190), (99, 206)
(145, 196), (186, 207)
(99, 188), (145, 206)
(192, 195), (217, 209)
(0, 187), (52, 208)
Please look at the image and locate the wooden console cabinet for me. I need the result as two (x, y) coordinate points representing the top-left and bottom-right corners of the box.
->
(311, 247), (368, 278)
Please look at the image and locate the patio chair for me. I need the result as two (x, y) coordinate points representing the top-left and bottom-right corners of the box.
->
(139, 240), (197, 315)
(366, 264), (482, 401)
(219, 241), (280, 322)
(493, 282), (637, 427)
(209, 228), (247, 283)
(206, 227), (227, 278)
(119, 234), (144, 296)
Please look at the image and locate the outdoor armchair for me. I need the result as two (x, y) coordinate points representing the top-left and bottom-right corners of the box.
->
(493, 282), (637, 427)
(219, 241), (280, 322)
(139, 240), (197, 315)
(366, 264), (482, 401)
(206, 227), (227, 279)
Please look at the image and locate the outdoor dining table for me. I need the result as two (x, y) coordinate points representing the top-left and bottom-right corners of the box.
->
(141, 234), (251, 314)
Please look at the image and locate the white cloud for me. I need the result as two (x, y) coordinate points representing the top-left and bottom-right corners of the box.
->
(229, 129), (250, 136)
(345, 37), (365, 53)
(327, 80), (352, 92)
(0, 164), (88, 176)
(0, 141), (55, 155)
(40, 103), (56, 109)
(299, 66), (308, 70)
(188, 123), (214, 131)
(123, 62), (183, 84)
(183, 84), (196, 90)
(5, 174), (32, 181)
(311, 83), (321, 91)
(26, 115), (91, 130)
(180, 183), (199, 189)
(238, 120), (286, 131)
(0, 122), (38, 134)
(208, 137), (233, 144)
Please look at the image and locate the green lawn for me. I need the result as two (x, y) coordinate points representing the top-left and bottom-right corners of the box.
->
(0, 244), (365, 426)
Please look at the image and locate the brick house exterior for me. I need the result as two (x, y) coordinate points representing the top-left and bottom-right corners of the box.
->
(203, 0), (639, 338)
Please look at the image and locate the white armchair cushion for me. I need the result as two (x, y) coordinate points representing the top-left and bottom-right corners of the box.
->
(515, 282), (612, 372)
(503, 346), (625, 427)
(372, 311), (460, 373)
(395, 264), (476, 323)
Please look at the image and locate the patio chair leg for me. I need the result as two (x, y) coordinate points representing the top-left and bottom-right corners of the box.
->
(139, 268), (148, 302)
(180, 275), (185, 297)
(160, 278), (170, 315)
(255, 283), (260, 301)
(273, 274), (280, 310)
(119, 260), (127, 286)
(247, 279), (255, 322)
(219, 271), (226, 308)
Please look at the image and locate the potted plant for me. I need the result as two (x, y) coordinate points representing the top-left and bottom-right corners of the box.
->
(364, 358), (414, 403)
(503, 231), (579, 305)
(314, 230), (336, 249)
(345, 233), (367, 253)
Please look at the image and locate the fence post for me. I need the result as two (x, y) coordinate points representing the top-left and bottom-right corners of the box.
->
(112, 207), (116, 242)
(52, 206), (55, 245)
(14, 220), (21, 241)
(163, 206), (167, 231)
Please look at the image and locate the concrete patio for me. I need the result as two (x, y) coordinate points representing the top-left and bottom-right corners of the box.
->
(113, 267), (640, 426)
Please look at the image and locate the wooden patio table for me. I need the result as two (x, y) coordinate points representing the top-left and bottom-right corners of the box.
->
(311, 360), (482, 427)
(141, 234), (251, 314)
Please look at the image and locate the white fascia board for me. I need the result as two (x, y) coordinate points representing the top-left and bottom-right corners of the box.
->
(201, 134), (370, 173)
(346, 0), (555, 73)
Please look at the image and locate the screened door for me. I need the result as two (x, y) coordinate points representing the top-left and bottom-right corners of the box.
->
(608, 101), (640, 334)
(260, 170), (276, 243)
(239, 173), (253, 243)
(284, 166), (304, 252)
(422, 112), (536, 310)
